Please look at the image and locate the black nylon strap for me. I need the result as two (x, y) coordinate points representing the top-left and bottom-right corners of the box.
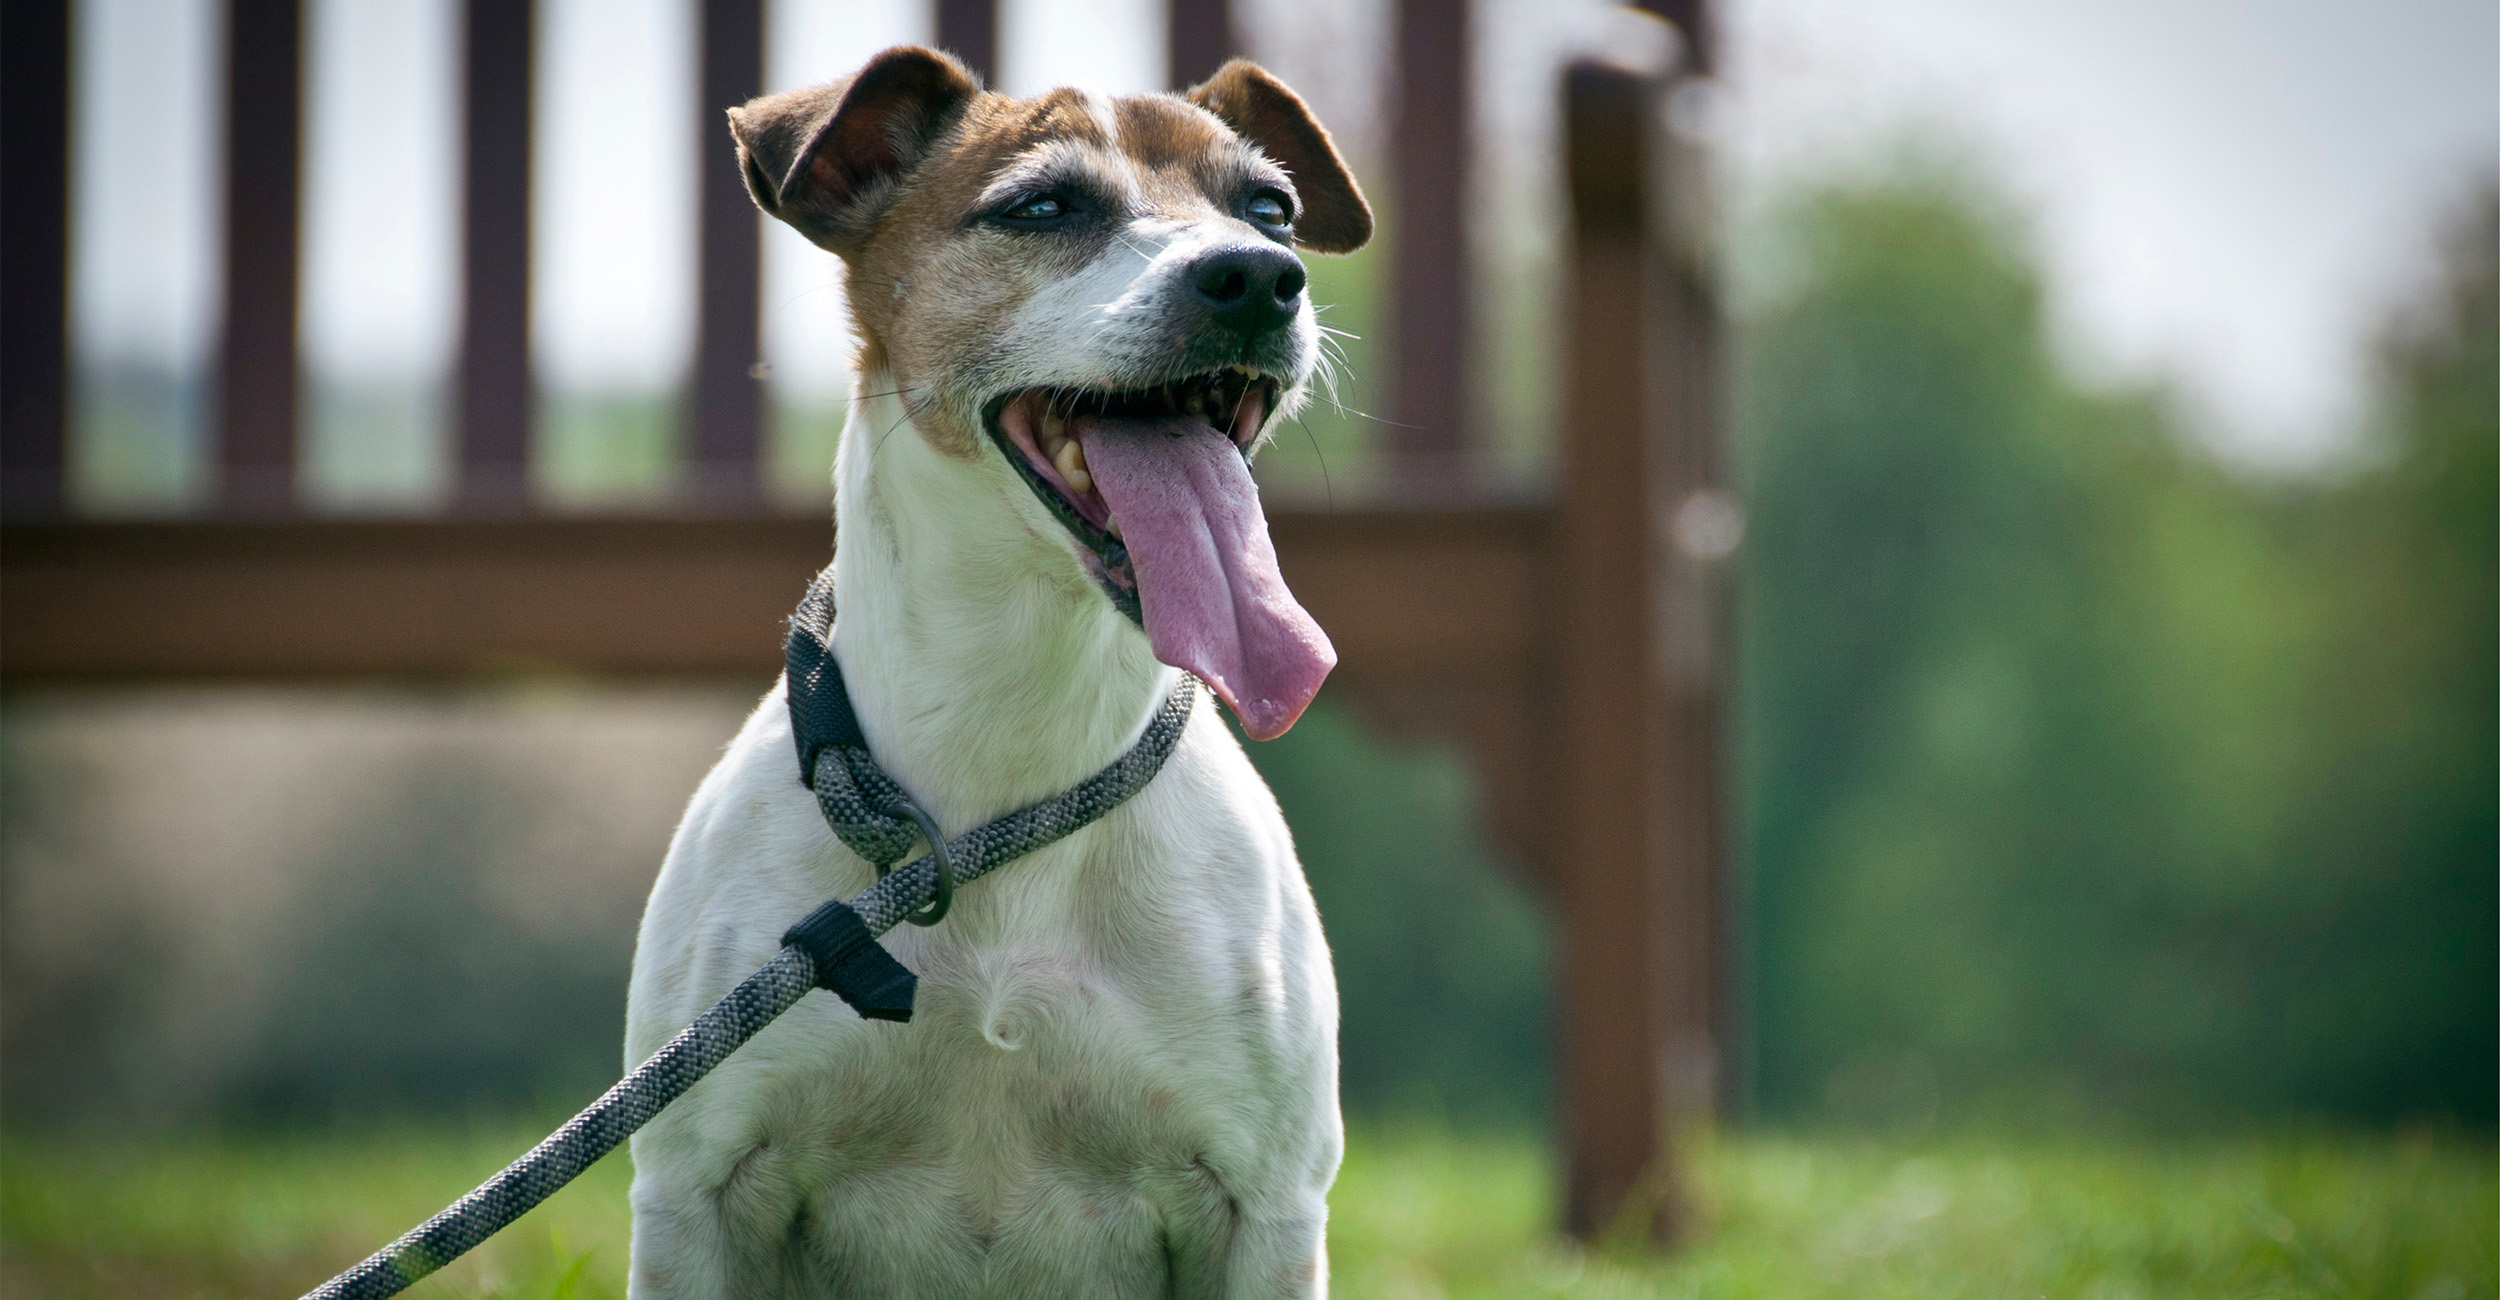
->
(786, 565), (867, 786)
(781, 899), (917, 1022)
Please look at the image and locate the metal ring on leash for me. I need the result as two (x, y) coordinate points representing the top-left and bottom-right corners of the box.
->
(884, 796), (954, 926)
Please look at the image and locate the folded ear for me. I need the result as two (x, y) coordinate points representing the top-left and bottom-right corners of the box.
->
(727, 46), (982, 257)
(1187, 61), (1372, 255)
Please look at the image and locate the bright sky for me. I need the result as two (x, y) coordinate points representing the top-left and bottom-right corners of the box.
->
(1722, 0), (2500, 467)
(68, 0), (2497, 468)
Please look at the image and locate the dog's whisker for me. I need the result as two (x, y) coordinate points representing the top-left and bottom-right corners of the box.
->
(772, 276), (851, 310)
(871, 406), (918, 457)
(1314, 347), (1349, 392)
(1291, 413), (1335, 509)
(1307, 382), (1409, 427)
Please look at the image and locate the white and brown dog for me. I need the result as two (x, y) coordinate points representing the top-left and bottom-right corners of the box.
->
(623, 46), (1372, 1298)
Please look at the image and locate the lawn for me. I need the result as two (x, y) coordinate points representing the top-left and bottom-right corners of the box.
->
(2, 1120), (2489, 1299)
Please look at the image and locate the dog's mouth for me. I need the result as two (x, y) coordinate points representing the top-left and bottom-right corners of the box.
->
(989, 366), (1277, 549)
(985, 366), (1331, 740)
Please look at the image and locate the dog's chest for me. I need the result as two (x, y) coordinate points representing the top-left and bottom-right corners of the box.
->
(627, 701), (1334, 1294)
(705, 842), (1302, 1286)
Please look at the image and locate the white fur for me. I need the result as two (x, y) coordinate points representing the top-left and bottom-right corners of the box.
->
(1015, 219), (1303, 380)
(623, 372), (1342, 1296)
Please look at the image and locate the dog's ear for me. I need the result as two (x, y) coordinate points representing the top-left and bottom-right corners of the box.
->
(1187, 61), (1372, 255)
(727, 46), (982, 257)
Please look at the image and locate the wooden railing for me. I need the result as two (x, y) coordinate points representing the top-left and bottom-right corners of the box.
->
(0, 0), (1725, 1245)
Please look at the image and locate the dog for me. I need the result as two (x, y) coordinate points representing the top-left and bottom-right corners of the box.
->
(622, 46), (1373, 1298)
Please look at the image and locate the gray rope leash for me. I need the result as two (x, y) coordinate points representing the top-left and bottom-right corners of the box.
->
(298, 682), (1194, 1299)
(301, 950), (815, 1300)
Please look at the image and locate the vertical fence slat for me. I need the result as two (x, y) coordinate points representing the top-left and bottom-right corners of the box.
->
(1, 0), (70, 516)
(691, 0), (764, 507)
(1388, 0), (1471, 495)
(1554, 0), (1727, 1242)
(457, 0), (535, 509)
(1167, 0), (1232, 89)
(218, 0), (304, 512)
(936, 0), (996, 87)
(1639, 0), (1715, 73)
(1558, 58), (1666, 1242)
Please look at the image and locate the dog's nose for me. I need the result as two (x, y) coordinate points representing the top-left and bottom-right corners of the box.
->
(1188, 246), (1306, 336)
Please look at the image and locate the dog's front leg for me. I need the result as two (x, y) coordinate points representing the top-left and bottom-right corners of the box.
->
(627, 1171), (755, 1300)
(1216, 1201), (1331, 1299)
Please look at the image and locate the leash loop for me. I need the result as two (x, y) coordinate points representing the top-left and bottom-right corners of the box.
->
(884, 795), (955, 926)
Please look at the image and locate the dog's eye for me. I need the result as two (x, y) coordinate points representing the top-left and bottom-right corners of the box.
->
(999, 193), (1071, 223)
(1245, 190), (1293, 229)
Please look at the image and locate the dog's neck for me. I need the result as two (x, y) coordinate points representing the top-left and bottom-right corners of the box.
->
(825, 371), (1181, 832)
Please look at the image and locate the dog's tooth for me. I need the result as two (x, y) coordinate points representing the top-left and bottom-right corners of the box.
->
(1104, 512), (1122, 538)
(1054, 438), (1091, 493)
(1041, 408), (1065, 442)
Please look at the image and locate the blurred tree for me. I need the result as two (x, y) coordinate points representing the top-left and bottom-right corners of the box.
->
(1737, 168), (2497, 1125)
(2266, 189), (2498, 1118)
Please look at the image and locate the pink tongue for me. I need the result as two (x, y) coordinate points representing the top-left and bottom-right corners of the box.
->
(1075, 413), (1335, 740)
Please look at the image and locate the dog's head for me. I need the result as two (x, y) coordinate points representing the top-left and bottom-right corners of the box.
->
(730, 47), (1371, 740)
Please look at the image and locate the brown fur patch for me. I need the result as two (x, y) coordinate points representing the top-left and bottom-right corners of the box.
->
(846, 89), (1127, 456)
(727, 47), (982, 257)
(1186, 61), (1372, 253)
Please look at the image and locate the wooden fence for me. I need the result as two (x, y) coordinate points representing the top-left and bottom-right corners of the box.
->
(0, 0), (1728, 1244)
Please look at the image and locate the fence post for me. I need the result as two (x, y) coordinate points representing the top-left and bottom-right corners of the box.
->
(1168, 0), (1232, 89)
(1387, 0), (1472, 495)
(691, 0), (765, 507)
(455, 0), (535, 509)
(0, 0), (70, 516)
(218, 0), (305, 512)
(936, 0), (997, 87)
(1558, 55), (1672, 1242)
(1556, 22), (1726, 1239)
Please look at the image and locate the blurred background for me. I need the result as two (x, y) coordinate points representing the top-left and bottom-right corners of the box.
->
(2, 0), (2493, 1294)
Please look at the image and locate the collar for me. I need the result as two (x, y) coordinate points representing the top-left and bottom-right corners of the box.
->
(782, 562), (1195, 902)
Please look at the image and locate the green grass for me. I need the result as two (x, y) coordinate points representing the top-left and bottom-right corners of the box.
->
(2, 1121), (2489, 1298)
